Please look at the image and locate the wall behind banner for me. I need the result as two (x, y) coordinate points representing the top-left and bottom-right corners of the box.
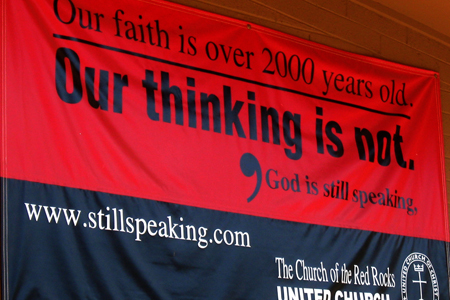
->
(167, 0), (450, 227)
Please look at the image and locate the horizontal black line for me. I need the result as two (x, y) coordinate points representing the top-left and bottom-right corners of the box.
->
(53, 34), (411, 120)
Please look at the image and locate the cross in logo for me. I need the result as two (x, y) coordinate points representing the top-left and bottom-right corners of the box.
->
(412, 264), (427, 300)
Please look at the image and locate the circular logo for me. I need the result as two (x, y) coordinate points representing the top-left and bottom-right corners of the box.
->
(401, 252), (439, 300)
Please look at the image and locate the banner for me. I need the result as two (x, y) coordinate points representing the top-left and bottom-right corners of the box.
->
(1, 0), (449, 299)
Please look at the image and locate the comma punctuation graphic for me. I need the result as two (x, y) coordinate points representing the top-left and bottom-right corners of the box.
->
(240, 153), (262, 202)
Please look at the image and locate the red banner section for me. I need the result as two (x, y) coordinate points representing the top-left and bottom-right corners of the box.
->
(2, 0), (448, 241)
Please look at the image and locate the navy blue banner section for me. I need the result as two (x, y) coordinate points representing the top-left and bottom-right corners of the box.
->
(4, 178), (449, 300)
